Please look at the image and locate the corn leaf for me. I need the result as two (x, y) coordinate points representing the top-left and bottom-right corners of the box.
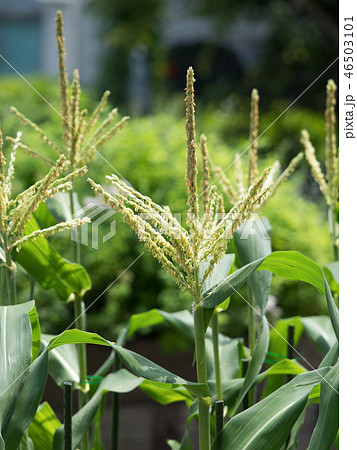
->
(258, 251), (324, 293)
(233, 218), (272, 314)
(301, 316), (337, 356)
(0, 302), (34, 434)
(167, 431), (193, 450)
(309, 362), (339, 450)
(28, 402), (61, 450)
(52, 369), (143, 450)
(201, 258), (265, 309)
(262, 316), (304, 398)
(16, 215), (91, 301)
(231, 316), (270, 415)
(48, 330), (210, 398)
(211, 368), (330, 450)
(41, 334), (80, 388)
(2, 351), (48, 450)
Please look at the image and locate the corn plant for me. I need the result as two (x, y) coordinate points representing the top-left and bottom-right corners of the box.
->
(0, 129), (89, 307)
(9, 12), (129, 448)
(0, 11), (339, 448)
(202, 86), (304, 408)
(88, 69), (338, 449)
(301, 80), (339, 261)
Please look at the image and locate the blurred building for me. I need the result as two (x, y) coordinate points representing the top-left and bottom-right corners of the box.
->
(0, 0), (100, 84)
(0, 0), (268, 110)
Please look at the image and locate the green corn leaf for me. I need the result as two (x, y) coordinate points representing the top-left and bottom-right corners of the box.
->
(41, 334), (80, 388)
(47, 330), (210, 398)
(319, 341), (339, 368)
(167, 430), (193, 450)
(323, 261), (339, 294)
(52, 369), (143, 450)
(262, 316), (304, 398)
(258, 251), (338, 340)
(200, 254), (235, 295)
(323, 277), (339, 340)
(16, 215), (91, 302)
(211, 368), (330, 450)
(127, 308), (242, 382)
(209, 359), (306, 409)
(309, 362), (339, 450)
(139, 380), (192, 405)
(285, 402), (310, 450)
(29, 304), (41, 361)
(233, 218), (272, 314)
(167, 441), (181, 450)
(0, 302), (48, 448)
(111, 344), (210, 398)
(127, 309), (194, 341)
(231, 316), (270, 415)
(301, 316), (337, 356)
(324, 261), (339, 284)
(28, 402), (61, 450)
(201, 258), (265, 309)
(18, 436), (34, 449)
(33, 201), (57, 229)
(0, 302), (34, 432)
(258, 251), (324, 293)
(2, 351), (48, 450)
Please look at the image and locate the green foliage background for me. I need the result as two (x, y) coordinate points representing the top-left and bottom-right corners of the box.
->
(0, 76), (332, 339)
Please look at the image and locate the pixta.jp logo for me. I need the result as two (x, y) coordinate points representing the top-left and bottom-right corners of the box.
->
(71, 202), (116, 249)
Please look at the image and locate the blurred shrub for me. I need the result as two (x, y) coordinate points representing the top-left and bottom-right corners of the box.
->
(0, 76), (332, 339)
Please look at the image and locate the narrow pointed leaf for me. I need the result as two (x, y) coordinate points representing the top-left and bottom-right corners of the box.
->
(258, 251), (339, 340)
(232, 316), (270, 414)
(200, 254), (235, 294)
(41, 334), (80, 387)
(167, 430), (193, 450)
(211, 368), (330, 450)
(16, 215), (91, 301)
(48, 329), (210, 398)
(29, 305), (41, 361)
(309, 362), (339, 450)
(2, 351), (48, 450)
(323, 276), (339, 340)
(301, 316), (337, 356)
(0, 302), (34, 431)
(258, 251), (324, 293)
(262, 316), (304, 398)
(140, 380), (192, 405)
(201, 258), (265, 309)
(28, 402), (61, 450)
(234, 218), (272, 314)
(53, 370), (143, 450)
(319, 341), (339, 368)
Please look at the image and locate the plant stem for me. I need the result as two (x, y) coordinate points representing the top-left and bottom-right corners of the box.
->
(74, 294), (88, 389)
(111, 355), (120, 450)
(70, 191), (89, 450)
(328, 205), (338, 261)
(194, 305), (211, 450)
(247, 287), (255, 407)
(193, 269), (210, 450)
(211, 310), (223, 402)
(2, 246), (16, 305)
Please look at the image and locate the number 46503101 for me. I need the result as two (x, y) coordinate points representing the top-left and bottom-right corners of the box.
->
(344, 17), (354, 79)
